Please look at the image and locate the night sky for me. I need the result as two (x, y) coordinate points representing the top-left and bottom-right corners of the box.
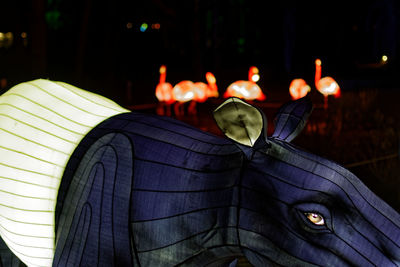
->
(0, 0), (399, 103)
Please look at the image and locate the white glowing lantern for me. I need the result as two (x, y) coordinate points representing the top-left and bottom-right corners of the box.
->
(0, 79), (129, 266)
(223, 66), (266, 101)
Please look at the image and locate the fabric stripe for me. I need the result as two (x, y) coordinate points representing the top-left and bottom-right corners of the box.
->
(0, 79), (128, 266)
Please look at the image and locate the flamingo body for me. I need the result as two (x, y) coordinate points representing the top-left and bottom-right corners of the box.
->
(173, 80), (196, 103)
(155, 65), (174, 104)
(173, 72), (219, 115)
(224, 66), (266, 101)
(316, 77), (341, 98)
(289, 78), (311, 100)
(315, 59), (341, 98)
(155, 82), (174, 104)
(192, 82), (208, 102)
(173, 72), (219, 103)
(224, 81), (266, 101)
(191, 72), (219, 102)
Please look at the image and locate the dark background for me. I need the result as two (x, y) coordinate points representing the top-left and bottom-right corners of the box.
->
(1, 0), (399, 104)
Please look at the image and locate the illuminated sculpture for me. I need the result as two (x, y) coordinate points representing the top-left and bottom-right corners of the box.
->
(172, 80), (197, 115)
(0, 79), (128, 266)
(315, 59), (341, 109)
(224, 66), (266, 101)
(155, 65), (174, 116)
(289, 78), (311, 100)
(1, 80), (400, 266)
(192, 72), (219, 101)
(172, 72), (218, 116)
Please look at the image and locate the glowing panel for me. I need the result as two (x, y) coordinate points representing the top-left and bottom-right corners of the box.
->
(0, 79), (129, 266)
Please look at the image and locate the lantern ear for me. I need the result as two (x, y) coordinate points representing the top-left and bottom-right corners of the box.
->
(272, 97), (313, 142)
(213, 97), (266, 147)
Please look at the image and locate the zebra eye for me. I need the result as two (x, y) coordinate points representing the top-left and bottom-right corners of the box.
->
(305, 212), (325, 226)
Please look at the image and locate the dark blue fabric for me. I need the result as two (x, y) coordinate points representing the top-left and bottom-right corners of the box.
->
(54, 100), (400, 266)
(272, 96), (313, 142)
(55, 114), (243, 266)
(54, 133), (133, 266)
(0, 236), (22, 267)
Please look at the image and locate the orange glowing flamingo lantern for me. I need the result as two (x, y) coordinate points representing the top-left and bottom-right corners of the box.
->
(172, 80), (196, 116)
(289, 78), (311, 100)
(315, 59), (341, 109)
(173, 72), (219, 115)
(224, 66), (266, 101)
(155, 65), (174, 116)
(193, 72), (219, 102)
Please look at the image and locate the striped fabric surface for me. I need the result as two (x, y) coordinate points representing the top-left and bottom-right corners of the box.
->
(0, 79), (128, 266)
(53, 98), (400, 266)
(54, 112), (244, 266)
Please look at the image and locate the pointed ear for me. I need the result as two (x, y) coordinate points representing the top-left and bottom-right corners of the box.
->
(213, 97), (266, 147)
(272, 97), (313, 142)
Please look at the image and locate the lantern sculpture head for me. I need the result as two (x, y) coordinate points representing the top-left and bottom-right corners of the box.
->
(248, 66), (260, 82)
(224, 66), (266, 101)
(314, 59), (341, 98)
(289, 78), (311, 100)
(205, 72), (219, 98)
(155, 65), (174, 104)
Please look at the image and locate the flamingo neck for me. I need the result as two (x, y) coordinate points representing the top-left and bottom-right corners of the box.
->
(206, 73), (217, 90)
(209, 83), (217, 91)
(315, 63), (321, 86)
(159, 66), (167, 84)
(248, 71), (253, 81)
(248, 66), (259, 82)
(160, 72), (166, 84)
(248, 68), (254, 81)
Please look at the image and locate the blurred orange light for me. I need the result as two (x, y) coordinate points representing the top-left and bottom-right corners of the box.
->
(151, 23), (161, 30)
